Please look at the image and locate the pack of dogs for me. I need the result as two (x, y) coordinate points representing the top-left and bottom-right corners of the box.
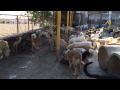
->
(0, 25), (119, 79)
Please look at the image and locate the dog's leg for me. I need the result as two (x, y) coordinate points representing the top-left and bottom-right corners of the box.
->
(15, 45), (18, 53)
(79, 61), (85, 71)
(84, 58), (88, 63)
(51, 43), (54, 51)
(73, 64), (77, 75)
(32, 45), (35, 53)
(32, 45), (33, 52)
(69, 60), (72, 68)
(79, 63), (81, 71)
(50, 46), (52, 51)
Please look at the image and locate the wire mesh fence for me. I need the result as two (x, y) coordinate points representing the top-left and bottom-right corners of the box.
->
(0, 14), (39, 38)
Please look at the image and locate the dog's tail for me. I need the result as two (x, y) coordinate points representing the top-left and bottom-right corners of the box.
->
(84, 62), (100, 78)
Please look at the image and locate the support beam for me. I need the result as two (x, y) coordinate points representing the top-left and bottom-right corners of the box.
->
(66, 11), (69, 35)
(32, 21), (33, 30)
(71, 11), (73, 27)
(108, 11), (112, 21)
(56, 11), (61, 62)
(70, 11), (71, 27)
(70, 11), (73, 27)
(17, 16), (19, 34)
(28, 15), (29, 31)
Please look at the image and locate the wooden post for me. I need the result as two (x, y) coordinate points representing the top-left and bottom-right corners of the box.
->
(70, 11), (73, 27)
(71, 11), (73, 27)
(88, 13), (90, 28)
(56, 11), (61, 62)
(28, 15), (29, 31)
(66, 11), (69, 35)
(43, 11), (45, 28)
(70, 11), (72, 27)
(17, 16), (19, 34)
(32, 21), (33, 30)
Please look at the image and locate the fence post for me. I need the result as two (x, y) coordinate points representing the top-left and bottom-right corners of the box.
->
(17, 15), (19, 34)
(71, 11), (73, 27)
(32, 21), (33, 30)
(66, 11), (69, 35)
(70, 11), (72, 27)
(88, 13), (90, 28)
(28, 15), (29, 31)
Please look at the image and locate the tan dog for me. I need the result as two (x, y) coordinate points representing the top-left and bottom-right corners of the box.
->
(117, 37), (120, 43)
(63, 49), (85, 75)
(97, 37), (113, 45)
(48, 34), (55, 51)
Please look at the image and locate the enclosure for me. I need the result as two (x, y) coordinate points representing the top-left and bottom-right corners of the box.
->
(0, 11), (120, 79)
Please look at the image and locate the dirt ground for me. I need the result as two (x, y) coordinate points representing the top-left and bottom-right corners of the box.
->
(0, 37), (106, 79)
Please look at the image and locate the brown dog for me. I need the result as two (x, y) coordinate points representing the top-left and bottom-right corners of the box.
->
(63, 49), (85, 75)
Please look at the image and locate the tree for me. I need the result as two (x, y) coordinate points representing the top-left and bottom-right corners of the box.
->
(27, 11), (54, 26)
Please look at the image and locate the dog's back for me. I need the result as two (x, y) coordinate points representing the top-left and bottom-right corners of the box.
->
(67, 50), (84, 75)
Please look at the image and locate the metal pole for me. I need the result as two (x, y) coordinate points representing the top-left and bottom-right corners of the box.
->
(66, 11), (69, 35)
(56, 11), (61, 62)
(108, 11), (112, 21)
(17, 16), (19, 34)
(71, 11), (73, 27)
(28, 14), (29, 31)
(43, 11), (44, 28)
(79, 14), (80, 26)
(115, 14), (117, 28)
(100, 13), (102, 27)
(70, 11), (71, 27)
(88, 13), (90, 28)
(32, 21), (33, 30)
(70, 11), (73, 27)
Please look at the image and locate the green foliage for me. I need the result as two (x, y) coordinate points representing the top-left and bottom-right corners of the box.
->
(27, 11), (53, 25)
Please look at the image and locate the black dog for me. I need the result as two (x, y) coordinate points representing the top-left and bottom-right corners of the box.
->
(82, 51), (91, 62)
(60, 50), (91, 65)
(84, 62), (120, 79)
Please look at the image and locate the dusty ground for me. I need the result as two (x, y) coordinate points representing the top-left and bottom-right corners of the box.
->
(0, 37), (106, 79)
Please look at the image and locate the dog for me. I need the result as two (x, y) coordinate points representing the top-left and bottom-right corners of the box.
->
(62, 49), (85, 75)
(82, 51), (91, 63)
(61, 48), (91, 64)
(84, 62), (120, 79)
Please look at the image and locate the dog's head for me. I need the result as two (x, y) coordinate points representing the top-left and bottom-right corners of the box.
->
(60, 48), (70, 65)
(117, 37), (120, 43)
(61, 48), (71, 61)
(89, 49), (94, 58)
(82, 50), (91, 62)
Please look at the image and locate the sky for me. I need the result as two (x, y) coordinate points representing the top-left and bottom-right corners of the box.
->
(0, 11), (28, 19)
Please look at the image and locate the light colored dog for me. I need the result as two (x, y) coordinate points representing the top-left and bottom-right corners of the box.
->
(63, 49), (85, 75)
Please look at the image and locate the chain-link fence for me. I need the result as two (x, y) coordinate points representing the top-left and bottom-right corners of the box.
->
(0, 14), (39, 38)
(0, 13), (56, 38)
